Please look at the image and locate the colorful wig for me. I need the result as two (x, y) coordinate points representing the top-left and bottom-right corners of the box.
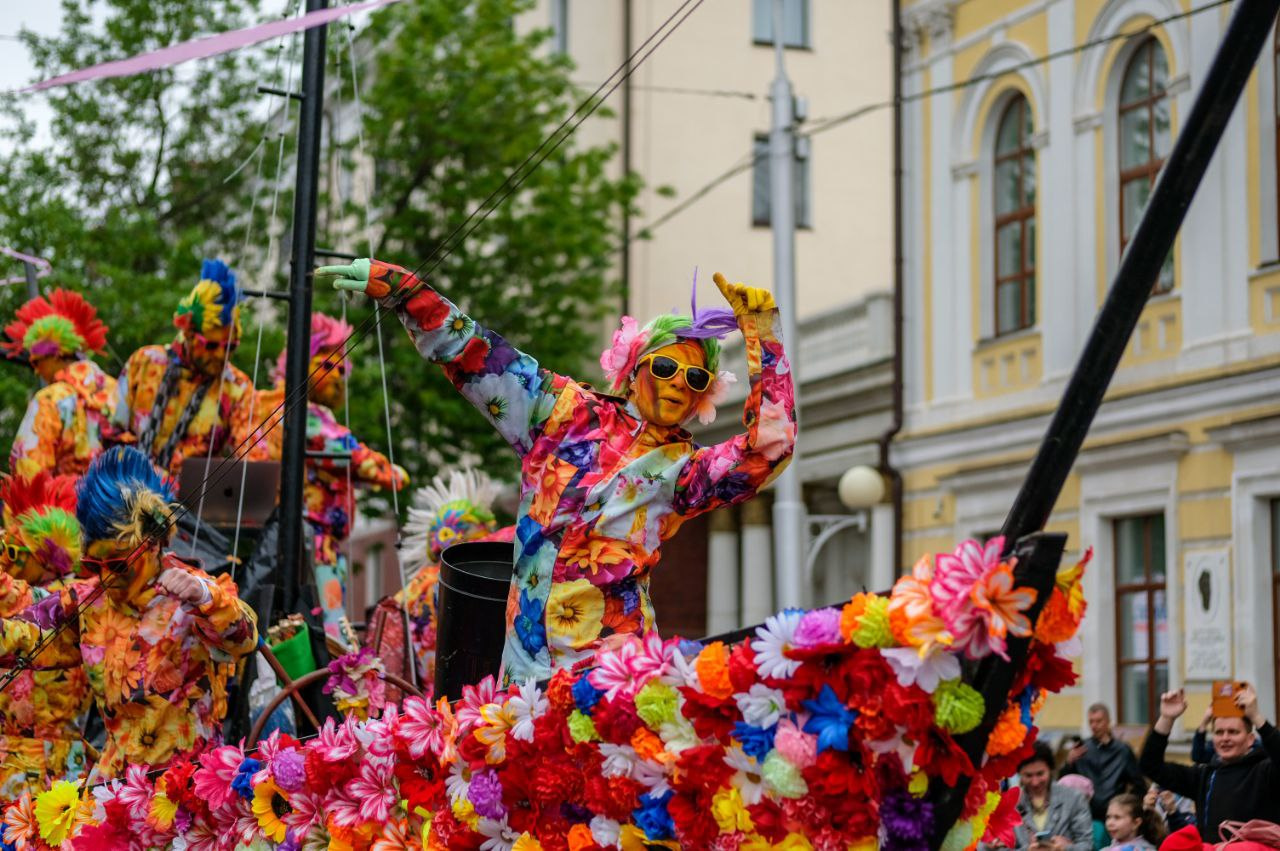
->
(173, 259), (242, 338)
(599, 276), (739, 424)
(3, 289), (108, 362)
(76, 447), (178, 546)
(271, 311), (355, 384)
(400, 468), (501, 569)
(0, 471), (82, 579)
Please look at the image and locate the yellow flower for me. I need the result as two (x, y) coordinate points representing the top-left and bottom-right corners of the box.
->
(513, 835), (545, 851)
(476, 702), (516, 763)
(252, 779), (291, 842)
(148, 791), (177, 831)
(545, 579), (605, 650)
(849, 839), (880, 851)
(711, 787), (754, 834)
(34, 780), (80, 846)
(772, 834), (815, 850)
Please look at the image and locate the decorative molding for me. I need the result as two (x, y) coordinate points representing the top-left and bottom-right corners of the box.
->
(904, 0), (958, 49)
(1073, 112), (1103, 134)
(1073, 430), (1190, 473)
(951, 160), (979, 180)
(1206, 413), (1280, 452)
(1166, 73), (1191, 97)
(1030, 130), (1050, 150)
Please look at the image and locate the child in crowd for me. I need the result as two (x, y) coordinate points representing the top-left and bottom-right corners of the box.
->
(1102, 793), (1166, 851)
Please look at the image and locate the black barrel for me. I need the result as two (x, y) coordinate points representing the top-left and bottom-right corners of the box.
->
(434, 541), (515, 701)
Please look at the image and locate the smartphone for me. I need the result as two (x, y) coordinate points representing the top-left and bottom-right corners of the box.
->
(1212, 680), (1246, 718)
(1035, 832), (1052, 843)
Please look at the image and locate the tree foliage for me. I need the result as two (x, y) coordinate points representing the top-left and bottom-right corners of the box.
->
(331, 0), (638, 495)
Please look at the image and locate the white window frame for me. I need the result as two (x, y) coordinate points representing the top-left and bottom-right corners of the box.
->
(752, 0), (810, 49)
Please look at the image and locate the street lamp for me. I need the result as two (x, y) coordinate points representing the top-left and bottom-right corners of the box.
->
(803, 465), (888, 586)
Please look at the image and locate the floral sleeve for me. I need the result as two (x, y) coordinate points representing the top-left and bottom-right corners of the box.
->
(371, 260), (561, 458)
(180, 563), (258, 659)
(9, 391), (60, 480)
(111, 350), (142, 435)
(307, 407), (405, 490)
(673, 308), (796, 516)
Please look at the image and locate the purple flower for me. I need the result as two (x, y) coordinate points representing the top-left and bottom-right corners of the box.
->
(272, 749), (307, 793)
(793, 607), (842, 648)
(468, 769), (507, 820)
(881, 789), (934, 851)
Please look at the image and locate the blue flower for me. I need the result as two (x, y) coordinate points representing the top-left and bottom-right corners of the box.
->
(632, 791), (675, 840)
(802, 684), (857, 753)
(572, 675), (605, 714)
(1018, 685), (1035, 728)
(732, 721), (778, 762)
(516, 515), (545, 557)
(515, 590), (547, 654)
(232, 757), (262, 800)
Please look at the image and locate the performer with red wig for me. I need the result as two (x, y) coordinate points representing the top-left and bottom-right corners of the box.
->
(4, 289), (116, 478)
(254, 312), (407, 640)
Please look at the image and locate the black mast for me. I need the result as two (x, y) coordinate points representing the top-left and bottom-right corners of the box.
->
(277, 0), (329, 612)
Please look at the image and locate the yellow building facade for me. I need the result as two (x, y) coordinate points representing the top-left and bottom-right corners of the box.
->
(896, 0), (1280, 736)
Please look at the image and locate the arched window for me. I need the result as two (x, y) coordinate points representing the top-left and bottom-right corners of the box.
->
(994, 94), (1036, 335)
(1119, 37), (1173, 292)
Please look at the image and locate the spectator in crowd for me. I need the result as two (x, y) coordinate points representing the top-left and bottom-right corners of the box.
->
(1058, 774), (1108, 849)
(1101, 793), (1166, 851)
(1140, 686), (1280, 841)
(1143, 785), (1195, 832)
(1009, 741), (1095, 851)
(1063, 702), (1148, 821)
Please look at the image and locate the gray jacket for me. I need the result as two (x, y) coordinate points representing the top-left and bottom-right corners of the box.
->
(1012, 783), (1094, 851)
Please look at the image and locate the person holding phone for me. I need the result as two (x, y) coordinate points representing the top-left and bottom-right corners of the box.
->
(991, 741), (1093, 851)
(1139, 685), (1280, 840)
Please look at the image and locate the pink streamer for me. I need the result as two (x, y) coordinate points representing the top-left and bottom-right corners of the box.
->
(17, 0), (402, 94)
(0, 247), (51, 287)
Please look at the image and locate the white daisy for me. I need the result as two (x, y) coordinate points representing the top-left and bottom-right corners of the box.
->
(735, 683), (788, 729)
(445, 760), (471, 804)
(724, 744), (765, 805)
(880, 645), (961, 693)
(507, 678), (548, 743)
(751, 610), (805, 680)
(478, 816), (519, 851)
(599, 743), (639, 779)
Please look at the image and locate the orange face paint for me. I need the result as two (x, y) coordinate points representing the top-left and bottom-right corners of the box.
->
(628, 340), (707, 427)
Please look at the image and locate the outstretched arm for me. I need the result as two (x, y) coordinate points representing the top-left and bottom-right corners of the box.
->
(319, 259), (562, 457)
(673, 273), (796, 517)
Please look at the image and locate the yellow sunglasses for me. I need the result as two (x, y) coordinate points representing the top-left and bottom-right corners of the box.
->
(637, 354), (713, 392)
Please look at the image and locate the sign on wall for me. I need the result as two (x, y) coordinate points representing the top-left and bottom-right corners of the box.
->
(1183, 549), (1232, 680)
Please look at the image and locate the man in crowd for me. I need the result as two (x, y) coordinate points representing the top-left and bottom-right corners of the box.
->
(1062, 702), (1147, 821)
(1140, 685), (1280, 840)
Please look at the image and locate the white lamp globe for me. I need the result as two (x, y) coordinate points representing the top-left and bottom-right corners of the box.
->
(838, 465), (885, 510)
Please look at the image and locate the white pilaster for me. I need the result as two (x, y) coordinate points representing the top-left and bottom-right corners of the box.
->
(740, 497), (775, 623)
(706, 510), (741, 633)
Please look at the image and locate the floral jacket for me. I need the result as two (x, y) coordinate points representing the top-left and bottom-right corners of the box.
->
(0, 573), (90, 796)
(371, 261), (796, 683)
(113, 343), (256, 477)
(251, 388), (404, 564)
(0, 554), (257, 778)
(9, 360), (117, 479)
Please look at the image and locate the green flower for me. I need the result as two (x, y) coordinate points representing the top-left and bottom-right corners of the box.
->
(635, 681), (678, 728)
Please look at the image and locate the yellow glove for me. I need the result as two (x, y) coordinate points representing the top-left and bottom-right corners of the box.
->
(713, 272), (777, 316)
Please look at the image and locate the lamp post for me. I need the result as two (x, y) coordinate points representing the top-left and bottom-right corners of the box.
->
(803, 465), (888, 590)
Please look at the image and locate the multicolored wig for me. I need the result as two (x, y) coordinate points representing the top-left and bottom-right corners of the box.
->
(271, 311), (355, 384)
(173, 259), (242, 338)
(400, 468), (501, 569)
(76, 447), (178, 546)
(2, 289), (109, 362)
(0, 471), (82, 579)
(599, 275), (738, 424)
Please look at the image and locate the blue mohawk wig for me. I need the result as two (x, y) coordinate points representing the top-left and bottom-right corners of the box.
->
(77, 447), (178, 545)
(199, 258), (240, 327)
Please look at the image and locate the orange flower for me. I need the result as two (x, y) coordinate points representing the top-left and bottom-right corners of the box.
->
(986, 704), (1027, 756)
(970, 563), (1036, 640)
(631, 726), (667, 763)
(568, 824), (596, 851)
(528, 457), (576, 525)
(695, 642), (733, 700)
(3, 792), (37, 848)
(888, 555), (936, 643)
(839, 594), (869, 642)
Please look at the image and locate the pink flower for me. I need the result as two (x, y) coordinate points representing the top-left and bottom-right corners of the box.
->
(773, 716), (817, 768)
(932, 537), (1004, 613)
(457, 677), (499, 733)
(117, 763), (155, 823)
(193, 742), (245, 811)
(327, 788), (367, 829)
(632, 631), (676, 683)
(398, 696), (446, 759)
(794, 607), (842, 648)
(600, 315), (649, 392)
(313, 717), (360, 763)
(589, 640), (644, 701)
(283, 789), (325, 836)
(365, 703), (401, 758)
(693, 370), (737, 425)
(347, 757), (399, 825)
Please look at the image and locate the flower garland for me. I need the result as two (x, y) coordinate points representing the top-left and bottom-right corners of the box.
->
(323, 647), (388, 721)
(4, 538), (1089, 851)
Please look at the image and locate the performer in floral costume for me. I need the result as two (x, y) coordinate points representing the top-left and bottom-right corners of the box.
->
(253, 312), (407, 640)
(0, 472), (91, 798)
(113, 259), (255, 477)
(320, 259), (796, 682)
(370, 467), (511, 690)
(5, 289), (116, 479)
(0, 448), (258, 779)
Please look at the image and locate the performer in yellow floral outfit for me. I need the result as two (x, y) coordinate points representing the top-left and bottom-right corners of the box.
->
(253, 312), (407, 640)
(113, 260), (255, 477)
(0, 448), (257, 779)
(4, 289), (116, 479)
(322, 260), (796, 682)
(0, 472), (91, 798)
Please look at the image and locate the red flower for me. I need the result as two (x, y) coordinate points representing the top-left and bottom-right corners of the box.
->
(882, 678), (936, 733)
(915, 729), (974, 786)
(728, 641), (759, 692)
(678, 687), (736, 742)
(404, 288), (450, 331)
(983, 786), (1022, 847)
(454, 336), (491, 374)
(670, 793), (720, 847)
(748, 798), (789, 843)
(71, 799), (132, 850)
(674, 744), (734, 796)
(592, 697), (642, 743)
(533, 755), (584, 807)
(304, 748), (356, 793)
(804, 749), (877, 801)
(547, 669), (576, 713)
(583, 774), (642, 822)
(394, 759), (445, 813)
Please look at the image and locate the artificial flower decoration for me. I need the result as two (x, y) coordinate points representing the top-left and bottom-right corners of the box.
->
(323, 646), (388, 720)
(8, 536), (1073, 850)
(3, 289), (108, 362)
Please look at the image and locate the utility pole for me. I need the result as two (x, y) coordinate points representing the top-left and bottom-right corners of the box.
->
(277, 0), (329, 611)
(769, 0), (805, 609)
(21, 261), (38, 300)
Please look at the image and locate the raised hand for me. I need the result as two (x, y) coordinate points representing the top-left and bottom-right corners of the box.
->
(156, 567), (212, 606)
(314, 259), (376, 296)
(1159, 688), (1188, 721)
(1235, 683), (1262, 726)
(713, 271), (777, 316)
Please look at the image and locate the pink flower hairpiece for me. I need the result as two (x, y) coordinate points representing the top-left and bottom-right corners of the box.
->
(600, 315), (649, 394)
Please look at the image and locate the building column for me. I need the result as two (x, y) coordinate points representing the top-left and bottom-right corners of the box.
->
(740, 496), (775, 624)
(869, 503), (896, 592)
(706, 508), (741, 634)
